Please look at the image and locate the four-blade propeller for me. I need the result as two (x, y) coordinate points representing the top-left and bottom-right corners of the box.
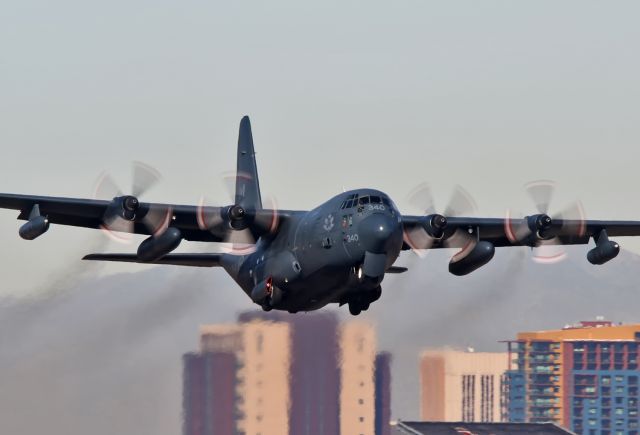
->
(505, 180), (586, 263)
(405, 183), (478, 258)
(197, 173), (279, 255)
(93, 162), (173, 243)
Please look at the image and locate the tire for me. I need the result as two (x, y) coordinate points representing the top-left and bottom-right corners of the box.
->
(349, 303), (362, 316)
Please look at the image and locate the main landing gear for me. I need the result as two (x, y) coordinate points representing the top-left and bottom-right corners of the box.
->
(347, 286), (382, 316)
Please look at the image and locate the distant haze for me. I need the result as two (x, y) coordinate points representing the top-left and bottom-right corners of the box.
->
(3, 249), (640, 433)
(1, 1), (640, 433)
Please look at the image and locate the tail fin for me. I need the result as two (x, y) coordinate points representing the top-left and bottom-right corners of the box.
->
(235, 116), (263, 210)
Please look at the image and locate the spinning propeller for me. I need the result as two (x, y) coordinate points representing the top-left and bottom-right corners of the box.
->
(505, 180), (586, 263)
(93, 162), (173, 243)
(405, 183), (478, 258)
(197, 173), (279, 255)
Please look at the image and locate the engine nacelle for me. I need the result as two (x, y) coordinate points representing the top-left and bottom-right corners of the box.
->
(137, 227), (182, 262)
(449, 241), (495, 276)
(587, 240), (620, 265)
(19, 216), (50, 240)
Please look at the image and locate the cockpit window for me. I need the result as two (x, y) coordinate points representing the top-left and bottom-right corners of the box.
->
(358, 196), (370, 205)
(370, 196), (382, 204)
(341, 193), (359, 209)
(382, 197), (391, 207)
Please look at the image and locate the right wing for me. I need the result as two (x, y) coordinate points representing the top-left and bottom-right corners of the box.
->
(0, 193), (291, 242)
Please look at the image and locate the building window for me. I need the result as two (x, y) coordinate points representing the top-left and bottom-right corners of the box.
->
(256, 333), (263, 354)
(462, 375), (476, 421)
(480, 375), (494, 422)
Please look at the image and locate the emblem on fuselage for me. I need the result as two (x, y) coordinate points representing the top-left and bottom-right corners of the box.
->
(323, 214), (335, 231)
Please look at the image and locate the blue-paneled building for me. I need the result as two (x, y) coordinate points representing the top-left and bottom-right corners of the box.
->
(504, 320), (640, 435)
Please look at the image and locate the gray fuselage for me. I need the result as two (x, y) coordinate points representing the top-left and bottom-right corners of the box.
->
(221, 188), (404, 312)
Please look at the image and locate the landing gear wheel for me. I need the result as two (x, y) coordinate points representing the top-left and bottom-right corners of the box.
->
(261, 303), (273, 312)
(348, 303), (362, 316)
(361, 302), (370, 312)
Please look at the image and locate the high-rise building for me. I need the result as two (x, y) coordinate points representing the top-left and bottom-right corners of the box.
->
(287, 313), (341, 435)
(183, 351), (237, 435)
(192, 321), (291, 435)
(237, 310), (341, 434)
(375, 352), (392, 435)
(340, 321), (377, 435)
(505, 320), (640, 435)
(183, 312), (391, 435)
(420, 348), (510, 423)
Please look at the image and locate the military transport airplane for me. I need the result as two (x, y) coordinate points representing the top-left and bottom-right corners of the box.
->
(0, 116), (638, 315)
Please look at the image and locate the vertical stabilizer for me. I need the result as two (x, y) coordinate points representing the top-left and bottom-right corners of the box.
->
(235, 116), (263, 210)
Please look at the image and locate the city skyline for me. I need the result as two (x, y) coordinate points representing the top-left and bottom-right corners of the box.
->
(183, 311), (391, 435)
(181, 312), (640, 434)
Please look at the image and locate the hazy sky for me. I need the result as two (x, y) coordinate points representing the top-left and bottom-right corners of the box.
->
(2, 1), (640, 293)
(2, 1), (640, 430)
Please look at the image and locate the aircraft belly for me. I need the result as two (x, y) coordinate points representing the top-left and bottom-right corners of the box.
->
(275, 265), (351, 312)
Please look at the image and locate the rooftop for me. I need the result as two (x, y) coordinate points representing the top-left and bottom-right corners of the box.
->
(514, 320), (640, 342)
(392, 421), (576, 435)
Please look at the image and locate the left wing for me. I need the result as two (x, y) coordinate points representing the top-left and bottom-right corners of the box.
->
(402, 215), (640, 248)
(402, 213), (640, 274)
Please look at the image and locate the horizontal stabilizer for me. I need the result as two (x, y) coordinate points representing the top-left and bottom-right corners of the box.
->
(386, 266), (408, 274)
(83, 253), (223, 267)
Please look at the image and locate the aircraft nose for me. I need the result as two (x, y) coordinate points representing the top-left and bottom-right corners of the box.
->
(359, 213), (398, 254)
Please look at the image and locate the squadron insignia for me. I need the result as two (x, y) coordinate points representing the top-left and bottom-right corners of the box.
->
(323, 214), (335, 231)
